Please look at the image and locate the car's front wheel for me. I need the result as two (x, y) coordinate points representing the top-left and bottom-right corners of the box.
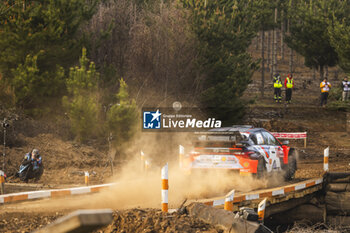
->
(284, 149), (297, 181)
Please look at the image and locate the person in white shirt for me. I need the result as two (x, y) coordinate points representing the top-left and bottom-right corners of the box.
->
(341, 77), (350, 101)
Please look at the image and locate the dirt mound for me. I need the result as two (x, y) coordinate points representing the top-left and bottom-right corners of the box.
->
(0, 212), (63, 233)
(97, 209), (221, 233)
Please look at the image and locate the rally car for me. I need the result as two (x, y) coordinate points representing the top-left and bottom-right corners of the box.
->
(184, 126), (297, 180)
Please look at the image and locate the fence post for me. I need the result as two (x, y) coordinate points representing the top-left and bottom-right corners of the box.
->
(324, 147), (329, 172)
(304, 132), (307, 148)
(161, 163), (168, 213)
(179, 145), (184, 169)
(258, 198), (267, 223)
(224, 189), (235, 211)
(0, 170), (4, 194)
(85, 171), (89, 186)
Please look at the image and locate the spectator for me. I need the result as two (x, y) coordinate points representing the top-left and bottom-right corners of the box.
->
(284, 73), (294, 104)
(341, 77), (350, 101)
(273, 73), (282, 103)
(320, 78), (331, 107)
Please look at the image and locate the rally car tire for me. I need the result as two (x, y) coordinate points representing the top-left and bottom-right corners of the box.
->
(256, 158), (266, 179)
(284, 149), (297, 181)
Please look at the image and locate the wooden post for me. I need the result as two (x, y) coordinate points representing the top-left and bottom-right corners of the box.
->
(84, 171), (89, 186)
(224, 189), (235, 211)
(161, 163), (168, 212)
(258, 198), (267, 223)
(324, 147), (329, 172)
(179, 145), (184, 169)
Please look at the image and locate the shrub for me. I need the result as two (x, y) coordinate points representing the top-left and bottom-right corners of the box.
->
(63, 48), (101, 142)
(106, 78), (138, 148)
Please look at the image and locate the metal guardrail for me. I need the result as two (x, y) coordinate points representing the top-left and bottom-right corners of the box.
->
(198, 177), (324, 210)
(0, 183), (113, 204)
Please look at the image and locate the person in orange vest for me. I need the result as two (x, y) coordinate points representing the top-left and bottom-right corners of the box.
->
(284, 74), (294, 104)
(320, 77), (331, 107)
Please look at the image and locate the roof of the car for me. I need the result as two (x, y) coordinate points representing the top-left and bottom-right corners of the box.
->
(209, 126), (266, 133)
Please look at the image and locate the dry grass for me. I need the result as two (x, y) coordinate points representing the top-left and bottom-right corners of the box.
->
(287, 222), (346, 233)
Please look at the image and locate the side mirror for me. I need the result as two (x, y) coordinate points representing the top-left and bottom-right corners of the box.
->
(282, 140), (289, 145)
(240, 140), (252, 146)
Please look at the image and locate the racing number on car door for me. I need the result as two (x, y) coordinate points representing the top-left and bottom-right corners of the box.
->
(268, 146), (281, 171)
(262, 131), (282, 172)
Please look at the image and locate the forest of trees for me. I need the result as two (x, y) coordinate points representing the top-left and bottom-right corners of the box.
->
(1, 0), (350, 144)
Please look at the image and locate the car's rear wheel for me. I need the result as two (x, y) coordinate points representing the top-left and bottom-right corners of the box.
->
(256, 158), (266, 179)
(284, 149), (297, 181)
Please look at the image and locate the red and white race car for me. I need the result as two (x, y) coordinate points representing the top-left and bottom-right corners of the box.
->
(183, 126), (297, 180)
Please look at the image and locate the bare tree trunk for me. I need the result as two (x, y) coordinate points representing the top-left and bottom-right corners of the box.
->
(261, 29), (265, 97)
(281, 11), (285, 60)
(267, 31), (271, 72)
(271, 29), (274, 78)
(288, 16), (293, 74)
(313, 68), (316, 80)
(320, 65), (324, 80)
(289, 49), (293, 74)
(273, 8), (278, 75)
(256, 32), (259, 50)
(325, 65), (328, 79)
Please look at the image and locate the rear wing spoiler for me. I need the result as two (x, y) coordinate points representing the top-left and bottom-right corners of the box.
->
(193, 131), (246, 144)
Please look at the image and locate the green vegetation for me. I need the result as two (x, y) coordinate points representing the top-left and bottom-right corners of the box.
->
(1, 0), (350, 144)
(182, 0), (260, 123)
(63, 48), (101, 142)
(328, 0), (350, 73)
(107, 79), (138, 148)
(285, 0), (338, 79)
(0, 0), (97, 107)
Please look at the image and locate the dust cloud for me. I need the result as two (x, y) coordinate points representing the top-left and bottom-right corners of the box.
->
(92, 150), (269, 210)
(2, 133), (281, 212)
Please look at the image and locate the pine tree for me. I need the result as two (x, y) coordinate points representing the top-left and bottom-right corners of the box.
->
(63, 48), (101, 142)
(182, 0), (259, 123)
(0, 0), (98, 107)
(106, 78), (138, 149)
(328, 0), (350, 73)
(285, 0), (338, 79)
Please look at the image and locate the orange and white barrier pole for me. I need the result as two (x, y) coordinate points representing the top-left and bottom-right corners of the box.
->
(179, 145), (184, 169)
(258, 198), (267, 223)
(161, 163), (168, 212)
(324, 147), (329, 172)
(145, 160), (150, 172)
(0, 170), (4, 194)
(224, 189), (235, 211)
(140, 151), (145, 172)
(84, 171), (89, 186)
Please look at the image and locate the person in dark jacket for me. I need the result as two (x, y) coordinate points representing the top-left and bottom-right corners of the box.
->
(18, 149), (43, 182)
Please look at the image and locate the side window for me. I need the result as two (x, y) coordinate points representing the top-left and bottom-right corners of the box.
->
(255, 133), (265, 145)
(262, 131), (279, 145)
(249, 134), (258, 145)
